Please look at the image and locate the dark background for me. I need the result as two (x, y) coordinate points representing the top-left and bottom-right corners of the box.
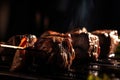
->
(0, 0), (120, 41)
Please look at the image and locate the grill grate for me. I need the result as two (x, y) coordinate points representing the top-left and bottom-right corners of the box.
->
(0, 58), (120, 79)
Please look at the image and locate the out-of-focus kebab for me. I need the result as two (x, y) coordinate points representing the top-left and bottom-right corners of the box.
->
(0, 34), (37, 71)
(10, 34), (37, 72)
(92, 30), (120, 59)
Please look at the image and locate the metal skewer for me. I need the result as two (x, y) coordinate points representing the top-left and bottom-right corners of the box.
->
(0, 44), (25, 50)
(0, 44), (43, 52)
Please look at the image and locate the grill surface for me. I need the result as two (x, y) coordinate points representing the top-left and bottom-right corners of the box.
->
(0, 58), (120, 80)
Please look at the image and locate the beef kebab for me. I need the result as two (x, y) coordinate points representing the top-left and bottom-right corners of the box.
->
(0, 28), (120, 72)
(0, 34), (37, 72)
(92, 30), (120, 59)
(66, 28), (100, 66)
(33, 30), (75, 71)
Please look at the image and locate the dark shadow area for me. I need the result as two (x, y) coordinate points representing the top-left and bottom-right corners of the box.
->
(0, 0), (120, 41)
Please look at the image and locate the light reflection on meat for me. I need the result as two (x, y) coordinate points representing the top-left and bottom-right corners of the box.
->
(92, 30), (120, 59)
(0, 34), (37, 72)
(0, 28), (119, 72)
(34, 31), (75, 71)
(67, 28), (100, 66)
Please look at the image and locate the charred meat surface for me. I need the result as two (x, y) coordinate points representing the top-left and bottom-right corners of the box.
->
(92, 30), (120, 59)
(34, 30), (75, 71)
(0, 34), (37, 72)
(67, 28), (100, 65)
(0, 28), (119, 73)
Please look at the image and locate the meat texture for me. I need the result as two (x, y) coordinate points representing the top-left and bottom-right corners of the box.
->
(92, 30), (120, 59)
(0, 34), (38, 72)
(34, 30), (75, 70)
(10, 34), (37, 72)
(67, 28), (100, 65)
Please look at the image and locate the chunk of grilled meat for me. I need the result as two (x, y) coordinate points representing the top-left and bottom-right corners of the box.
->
(34, 30), (75, 70)
(92, 30), (120, 59)
(67, 28), (100, 65)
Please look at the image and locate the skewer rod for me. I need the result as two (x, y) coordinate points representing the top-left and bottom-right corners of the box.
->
(0, 44), (25, 50)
